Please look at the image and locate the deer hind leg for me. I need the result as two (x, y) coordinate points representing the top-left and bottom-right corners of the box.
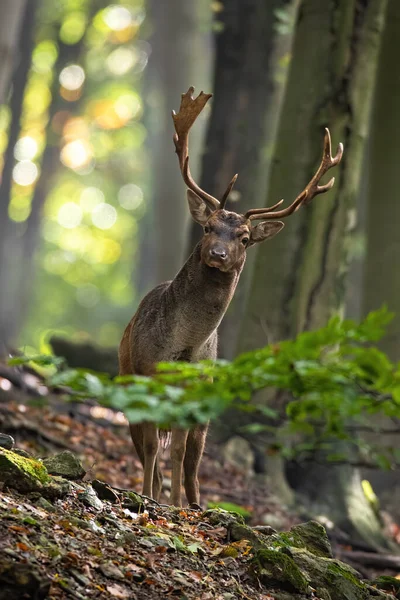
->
(152, 459), (163, 501)
(140, 422), (159, 499)
(170, 428), (189, 506)
(183, 423), (208, 506)
(130, 423), (163, 501)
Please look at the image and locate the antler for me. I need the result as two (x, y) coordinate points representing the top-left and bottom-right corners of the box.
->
(244, 128), (343, 221)
(172, 87), (238, 211)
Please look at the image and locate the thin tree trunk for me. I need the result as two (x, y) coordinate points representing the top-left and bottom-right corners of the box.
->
(139, 0), (210, 292)
(189, 0), (300, 358)
(0, 0), (27, 104)
(0, 0), (38, 351)
(230, 0), (388, 546)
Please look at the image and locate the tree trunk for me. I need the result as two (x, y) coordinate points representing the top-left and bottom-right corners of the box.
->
(138, 0), (211, 292)
(0, 0), (27, 104)
(229, 0), (389, 546)
(0, 0), (37, 351)
(363, 0), (400, 362)
(359, 0), (400, 519)
(188, 0), (300, 359)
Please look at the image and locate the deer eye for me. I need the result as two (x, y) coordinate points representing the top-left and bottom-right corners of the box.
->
(204, 225), (210, 234)
(241, 237), (249, 246)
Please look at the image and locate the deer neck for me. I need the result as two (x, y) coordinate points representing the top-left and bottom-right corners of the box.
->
(166, 242), (245, 347)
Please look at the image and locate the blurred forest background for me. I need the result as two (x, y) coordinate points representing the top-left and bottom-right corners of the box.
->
(1, 0), (400, 548)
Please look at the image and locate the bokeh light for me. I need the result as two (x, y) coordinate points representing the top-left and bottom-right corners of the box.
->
(58, 202), (83, 229)
(103, 6), (133, 31)
(80, 187), (105, 212)
(60, 140), (93, 170)
(59, 65), (85, 91)
(91, 203), (117, 229)
(12, 161), (39, 186)
(14, 136), (38, 161)
(118, 183), (143, 210)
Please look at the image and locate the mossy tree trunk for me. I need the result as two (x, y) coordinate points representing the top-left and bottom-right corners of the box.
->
(359, 0), (400, 516)
(362, 0), (400, 362)
(219, 0), (389, 545)
(188, 0), (300, 359)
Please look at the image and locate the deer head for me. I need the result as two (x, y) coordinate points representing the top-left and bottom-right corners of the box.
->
(172, 87), (343, 273)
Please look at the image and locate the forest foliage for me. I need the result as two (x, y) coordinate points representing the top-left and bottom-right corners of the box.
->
(11, 307), (400, 469)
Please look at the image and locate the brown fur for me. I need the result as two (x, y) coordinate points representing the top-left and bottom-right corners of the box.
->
(119, 208), (282, 507)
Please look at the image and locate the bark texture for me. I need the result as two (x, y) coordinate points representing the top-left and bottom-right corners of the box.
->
(230, 0), (388, 545)
(0, 0), (27, 104)
(0, 0), (37, 351)
(359, 0), (400, 517)
(362, 0), (400, 361)
(190, 0), (300, 358)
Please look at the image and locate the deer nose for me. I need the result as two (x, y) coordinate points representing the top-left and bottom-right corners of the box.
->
(210, 247), (227, 260)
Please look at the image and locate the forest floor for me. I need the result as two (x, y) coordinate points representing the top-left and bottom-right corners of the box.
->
(1, 368), (400, 599)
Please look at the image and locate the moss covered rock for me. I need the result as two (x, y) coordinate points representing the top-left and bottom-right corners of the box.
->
(202, 508), (245, 528)
(254, 547), (309, 593)
(43, 450), (85, 480)
(275, 520), (333, 558)
(0, 448), (50, 491)
(247, 519), (395, 600)
(0, 449), (70, 499)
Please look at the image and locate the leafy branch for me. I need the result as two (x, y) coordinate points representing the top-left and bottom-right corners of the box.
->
(9, 307), (400, 468)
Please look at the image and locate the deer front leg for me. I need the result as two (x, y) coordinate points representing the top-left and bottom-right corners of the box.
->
(170, 428), (189, 506)
(142, 422), (159, 498)
(184, 423), (208, 506)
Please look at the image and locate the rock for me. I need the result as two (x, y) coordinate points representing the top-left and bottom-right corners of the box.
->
(253, 525), (277, 535)
(0, 434), (14, 450)
(99, 562), (125, 581)
(288, 521), (333, 558)
(43, 451), (85, 480)
(92, 479), (119, 503)
(0, 559), (50, 600)
(12, 448), (32, 458)
(78, 485), (103, 511)
(254, 547), (310, 593)
(229, 522), (261, 546)
(221, 436), (254, 475)
(202, 508), (245, 528)
(0, 448), (50, 493)
(35, 496), (57, 512)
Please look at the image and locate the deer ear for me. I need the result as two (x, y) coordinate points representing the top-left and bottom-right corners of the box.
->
(249, 221), (285, 246)
(187, 189), (214, 225)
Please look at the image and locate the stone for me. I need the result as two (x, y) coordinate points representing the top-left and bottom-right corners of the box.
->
(78, 485), (103, 511)
(0, 434), (14, 450)
(99, 562), (125, 581)
(0, 448), (50, 493)
(43, 451), (85, 480)
(203, 508), (245, 528)
(92, 479), (119, 503)
(12, 448), (32, 458)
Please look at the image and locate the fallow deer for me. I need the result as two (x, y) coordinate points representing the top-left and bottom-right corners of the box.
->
(119, 87), (343, 507)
